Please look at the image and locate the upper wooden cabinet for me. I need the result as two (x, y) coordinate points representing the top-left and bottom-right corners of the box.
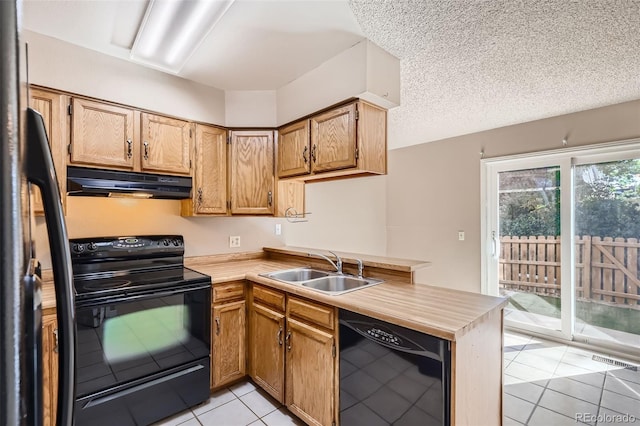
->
(277, 120), (310, 178)
(29, 87), (68, 215)
(311, 103), (357, 173)
(140, 113), (191, 175)
(70, 98), (136, 170)
(69, 98), (191, 176)
(229, 130), (274, 215)
(276, 100), (387, 181)
(181, 124), (227, 216)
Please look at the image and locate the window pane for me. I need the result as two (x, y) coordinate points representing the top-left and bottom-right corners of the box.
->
(498, 166), (562, 331)
(574, 159), (640, 348)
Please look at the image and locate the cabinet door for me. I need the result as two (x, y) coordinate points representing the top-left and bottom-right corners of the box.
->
(310, 103), (357, 173)
(42, 314), (58, 426)
(29, 88), (67, 215)
(193, 124), (227, 215)
(70, 98), (135, 169)
(140, 113), (191, 175)
(277, 120), (310, 178)
(229, 130), (274, 215)
(285, 317), (335, 426)
(250, 303), (285, 403)
(212, 301), (246, 388)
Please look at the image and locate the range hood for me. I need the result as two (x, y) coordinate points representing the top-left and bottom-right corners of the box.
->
(67, 166), (192, 199)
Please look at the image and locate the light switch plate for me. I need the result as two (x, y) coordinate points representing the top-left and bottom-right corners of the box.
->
(458, 231), (465, 241)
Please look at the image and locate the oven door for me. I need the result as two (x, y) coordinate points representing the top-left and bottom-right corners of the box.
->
(75, 283), (211, 426)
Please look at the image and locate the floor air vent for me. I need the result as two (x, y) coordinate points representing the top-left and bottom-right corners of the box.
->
(592, 355), (638, 371)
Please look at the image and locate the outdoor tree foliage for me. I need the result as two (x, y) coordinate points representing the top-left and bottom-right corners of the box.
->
(499, 160), (640, 238)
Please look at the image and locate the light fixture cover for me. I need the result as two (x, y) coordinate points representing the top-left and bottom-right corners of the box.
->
(131, 0), (235, 73)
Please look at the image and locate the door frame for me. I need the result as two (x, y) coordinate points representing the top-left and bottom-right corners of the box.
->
(481, 138), (640, 344)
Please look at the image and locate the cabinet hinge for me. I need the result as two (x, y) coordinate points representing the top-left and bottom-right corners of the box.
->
(355, 147), (359, 160)
(227, 200), (231, 210)
(355, 109), (359, 120)
(189, 128), (193, 138)
(189, 159), (192, 169)
(227, 135), (231, 144)
(67, 104), (72, 115)
(332, 342), (336, 358)
(67, 143), (72, 156)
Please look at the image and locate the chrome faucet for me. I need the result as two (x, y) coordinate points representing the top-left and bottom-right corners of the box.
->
(356, 259), (364, 278)
(310, 251), (343, 274)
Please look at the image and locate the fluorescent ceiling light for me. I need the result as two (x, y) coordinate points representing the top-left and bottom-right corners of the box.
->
(131, 0), (235, 73)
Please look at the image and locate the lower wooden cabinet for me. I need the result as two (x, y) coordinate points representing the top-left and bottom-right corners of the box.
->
(249, 284), (337, 426)
(42, 312), (58, 426)
(211, 283), (247, 390)
(285, 317), (335, 426)
(250, 303), (285, 402)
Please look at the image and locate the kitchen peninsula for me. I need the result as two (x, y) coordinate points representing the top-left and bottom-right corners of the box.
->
(42, 246), (506, 425)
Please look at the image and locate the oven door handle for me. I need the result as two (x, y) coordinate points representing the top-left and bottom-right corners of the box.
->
(77, 283), (212, 307)
(26, 108), (76, 426)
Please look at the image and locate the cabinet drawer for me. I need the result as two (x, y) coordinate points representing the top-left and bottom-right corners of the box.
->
(252, 285), (285, 312)
(287, 296), (335, 331)
(213, 281), (245, 304)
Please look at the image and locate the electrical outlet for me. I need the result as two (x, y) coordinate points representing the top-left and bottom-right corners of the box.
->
(458, 231), (465, 241)
(229, 236), (241, 248)
(275, 223), (282, 235)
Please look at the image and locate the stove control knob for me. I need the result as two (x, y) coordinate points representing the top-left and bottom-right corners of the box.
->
(172, 239), (181, 246)
(163, 239), (170, 246)
(72, 243), (85, 253)
(87, 242), (98, 251)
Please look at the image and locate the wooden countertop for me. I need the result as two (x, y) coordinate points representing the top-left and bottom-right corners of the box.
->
(41, 250), (506, 341)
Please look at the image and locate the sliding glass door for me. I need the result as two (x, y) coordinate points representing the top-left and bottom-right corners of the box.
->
(483, 140), (640, 353)
(573, 157), (640, 349)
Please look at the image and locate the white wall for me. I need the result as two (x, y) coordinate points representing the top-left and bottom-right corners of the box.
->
(225, 90), (277, 127)
(386, 99), (640, 292)
(25, 30), (226, 124)
(35, 198), (285, 269)
(276, 40), (400, 125)
(283, 176), (387, 256)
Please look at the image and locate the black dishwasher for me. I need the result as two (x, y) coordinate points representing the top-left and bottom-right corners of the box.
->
(339, 310), (451, 426)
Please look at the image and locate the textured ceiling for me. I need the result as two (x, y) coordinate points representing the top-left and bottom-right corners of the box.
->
(23, 1), (640, 150)
(349, 0), (640, 150)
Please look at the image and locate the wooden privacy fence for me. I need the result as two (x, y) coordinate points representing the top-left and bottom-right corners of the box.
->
(499, 236), (640, 308)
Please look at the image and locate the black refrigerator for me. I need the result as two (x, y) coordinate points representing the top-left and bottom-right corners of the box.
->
(1, 0), (76, 425)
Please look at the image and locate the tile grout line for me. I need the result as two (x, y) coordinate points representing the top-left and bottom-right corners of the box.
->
(234, 390), (280, 425)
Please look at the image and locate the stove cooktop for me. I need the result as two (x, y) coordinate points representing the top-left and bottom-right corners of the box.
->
(73, 267), (211, 300)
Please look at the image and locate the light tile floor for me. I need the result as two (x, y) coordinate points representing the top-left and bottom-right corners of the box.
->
(154, 331), (640, 426)
(154, 380), (304, 426)
(504, 331), (640, 426)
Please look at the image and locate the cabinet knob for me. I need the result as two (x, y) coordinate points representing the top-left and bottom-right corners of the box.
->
(215, 317), (220, 336)
(311, 144), (317, 163)
(197, 188), (203, 206)
(267, 191), (273, 207)
(302, 145), (308, 164)
(143, 140), (149, 160)
(277, 326), (283, 346)
(126, 139), (133, 158)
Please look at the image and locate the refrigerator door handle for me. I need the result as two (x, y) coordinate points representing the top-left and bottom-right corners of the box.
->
(26, 107), (76, 426)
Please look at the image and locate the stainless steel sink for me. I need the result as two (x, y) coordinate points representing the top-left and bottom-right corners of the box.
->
(300, 275), (383, 295)
(261, 268), (332, 282)
(260, 268), (383, 295)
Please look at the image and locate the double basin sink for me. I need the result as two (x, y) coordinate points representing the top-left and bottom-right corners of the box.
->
(260, 267), (383, 295)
